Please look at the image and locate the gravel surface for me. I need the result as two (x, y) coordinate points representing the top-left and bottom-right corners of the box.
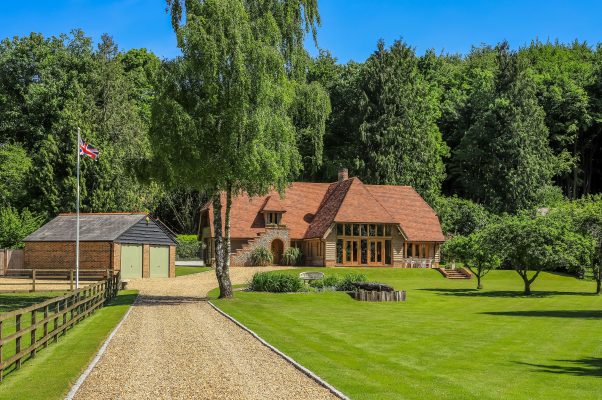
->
(73, 267), (338, 400)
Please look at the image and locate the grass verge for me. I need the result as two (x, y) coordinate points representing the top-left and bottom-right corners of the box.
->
(0, 290), (138, 400)
(212, 268), (602, 400)
(175, 266), (211, 277)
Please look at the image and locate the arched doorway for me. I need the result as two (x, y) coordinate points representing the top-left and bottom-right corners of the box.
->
(271, 239), (284, 265)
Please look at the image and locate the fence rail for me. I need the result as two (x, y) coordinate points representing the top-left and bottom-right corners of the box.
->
(0, 269), (114, 292)
(0, 272), (120, 381)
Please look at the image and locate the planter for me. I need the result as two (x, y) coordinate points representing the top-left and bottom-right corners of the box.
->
(354, 289), (406, 302)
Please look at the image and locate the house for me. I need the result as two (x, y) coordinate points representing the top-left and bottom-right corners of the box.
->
(24, 213), (177, 278)
(199, 169), (445, 267)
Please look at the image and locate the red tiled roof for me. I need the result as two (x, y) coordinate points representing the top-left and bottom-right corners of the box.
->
(205, 183), (330, 239)
(203, 179), (444, 242)
(365, 185), (445, 242)
(261, 195), (287, 212)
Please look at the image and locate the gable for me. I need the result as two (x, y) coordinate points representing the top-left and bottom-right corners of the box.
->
(366, 185), (445, 242)
(116, 218), (177, 245)
(335, 178), (397, 224)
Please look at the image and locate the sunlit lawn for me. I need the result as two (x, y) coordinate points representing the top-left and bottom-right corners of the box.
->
(212, 268), (602, 400)
(175, 266), (212, 277)
(0, 290), (138, 400)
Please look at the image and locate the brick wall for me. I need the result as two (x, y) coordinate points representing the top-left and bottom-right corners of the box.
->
(24, 241), (113, 270)
(169, 245), (176, 277)
(142, 244), (150, 278)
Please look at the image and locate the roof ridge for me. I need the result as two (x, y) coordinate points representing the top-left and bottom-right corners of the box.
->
(58, 212), (147, 216)
(334, 178), (396, 222)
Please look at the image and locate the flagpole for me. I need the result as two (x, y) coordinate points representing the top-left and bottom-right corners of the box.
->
(76, 127), (81, 290)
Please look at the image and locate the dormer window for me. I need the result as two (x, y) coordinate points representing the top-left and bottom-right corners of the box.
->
(266, 212), (282, 225)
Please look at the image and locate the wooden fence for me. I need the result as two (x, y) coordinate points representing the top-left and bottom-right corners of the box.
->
(0, 249), (24, 276)
(0, 269), (114, 292)
(0, 272), (121, 381)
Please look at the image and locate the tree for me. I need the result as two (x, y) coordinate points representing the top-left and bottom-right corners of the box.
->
(354, 40), (448, 204)
(154, 0), (323, 298)
(492, 214), (594, 295)
(0, 143), (31, 207)
(442, 231), (502, 289)
(548, 196), (602, 293)
(0, 207), (43, 249)
(453, 43), (559, 213)
(434, 195), (491, 237)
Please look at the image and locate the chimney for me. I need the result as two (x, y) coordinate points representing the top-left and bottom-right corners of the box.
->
(337, 168), (349, 182)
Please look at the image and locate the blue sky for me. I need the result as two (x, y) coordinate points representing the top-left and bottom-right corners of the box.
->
(1, 1), (601, 63)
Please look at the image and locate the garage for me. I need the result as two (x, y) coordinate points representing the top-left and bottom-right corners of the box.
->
(150, 245), (169, 277)
(24, 212), (177, 278)
(121, 244), (143, 279)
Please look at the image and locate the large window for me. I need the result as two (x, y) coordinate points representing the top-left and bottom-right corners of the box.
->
(335, 223), (393, 265)
(266, 212), (282, 225)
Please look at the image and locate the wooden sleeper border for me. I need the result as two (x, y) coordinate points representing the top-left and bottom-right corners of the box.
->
(354, 289), (406, 302)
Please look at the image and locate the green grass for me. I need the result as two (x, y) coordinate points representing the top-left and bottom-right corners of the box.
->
(0, 292), (64, 313)
(212, 268), (602, 400)
(175, 266), (211, 276)
(0, 290), (138, 400)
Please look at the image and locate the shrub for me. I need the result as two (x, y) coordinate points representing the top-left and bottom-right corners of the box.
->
(250, 246), (273, 266)
(0, 207), (43, 249)
(309, 274), (340, 290)
(336, 272), (368, 291)
(176, 234), (202, 260)
(249, 272), (303, 292)
(282, 247), (303, 266)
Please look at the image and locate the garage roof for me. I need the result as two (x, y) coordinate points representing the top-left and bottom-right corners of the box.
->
(24, 213), (177, 245)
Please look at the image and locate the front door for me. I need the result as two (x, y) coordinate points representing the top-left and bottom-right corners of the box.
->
(368, 239), (385, 265)
(343, 239), (359, 265)
(271, 239), (284, 264)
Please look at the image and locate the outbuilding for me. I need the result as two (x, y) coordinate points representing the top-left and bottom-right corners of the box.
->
(24, 213), (177, 278)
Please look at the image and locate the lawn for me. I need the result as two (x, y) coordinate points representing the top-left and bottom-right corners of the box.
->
(175, 266), (212, 277)
(0, 292), (63, 313)
(212, 268), (602, 400)
(0, 290), (138, 400)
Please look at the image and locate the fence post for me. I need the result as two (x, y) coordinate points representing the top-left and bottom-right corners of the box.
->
(32, 269), (36, 292)
(15, 314), (21, 369)
(30, 309), (37, 358)
(0, 319), (3, 382)
(43, 304), (49, 349)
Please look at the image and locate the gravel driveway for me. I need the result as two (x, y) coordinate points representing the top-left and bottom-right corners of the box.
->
(73, 267), (337, 400)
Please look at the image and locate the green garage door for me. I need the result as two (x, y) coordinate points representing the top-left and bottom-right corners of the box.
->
(150, 245), (169, 278)
(121, 244), (142, 279)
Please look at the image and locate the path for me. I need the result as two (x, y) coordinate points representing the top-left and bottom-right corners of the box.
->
(73, 267), (337, 400)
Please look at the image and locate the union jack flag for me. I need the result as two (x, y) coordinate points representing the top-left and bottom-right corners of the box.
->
(79, 140), (99, 160)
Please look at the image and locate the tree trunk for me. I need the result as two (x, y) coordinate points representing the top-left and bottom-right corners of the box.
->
(221, 184), (233, 298)
(596, 269), (601, 295)
(212, 194), (232, 299)
(476, 274), (483, 290)
(516, 269), (531, 295)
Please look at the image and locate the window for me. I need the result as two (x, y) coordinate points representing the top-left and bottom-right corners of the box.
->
(353, 224), (360, 236)
(385, 240), (392, 264)
(369, 224), (376, 236)
(407, 243), (413, 257)
(336, 239), (343, 263)
(345, 224), (352, 236)
(385, 225), (391, 236)
(377, 224), (383, 236)
(337, 224), (343, 235)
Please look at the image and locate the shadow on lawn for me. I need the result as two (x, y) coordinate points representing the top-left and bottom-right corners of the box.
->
(0, 294), (59, 313)
(138, 294), (208, 306)
(516, 357), (602, 377)
(482, 310), (602, 319)
(419, 288), (594, 298)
